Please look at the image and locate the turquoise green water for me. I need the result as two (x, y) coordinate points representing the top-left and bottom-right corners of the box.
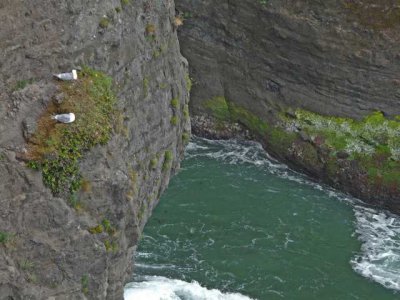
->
(125, 138), (400, 300)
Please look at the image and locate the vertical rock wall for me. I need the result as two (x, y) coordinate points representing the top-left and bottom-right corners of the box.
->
(0, 0), (190, 299)
(176, 0), (400, 119)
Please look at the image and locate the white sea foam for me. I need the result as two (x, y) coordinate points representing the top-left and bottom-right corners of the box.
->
(124, 276), (254, 300)
(351, 205), (400, 291)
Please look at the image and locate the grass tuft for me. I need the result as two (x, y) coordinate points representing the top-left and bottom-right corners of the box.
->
(99, 17), (110, 29)
(170, 116), (178, 126)
(162, 150), (173, 171)
(170, 98), (179, 109)
(26, 67), (116, 196)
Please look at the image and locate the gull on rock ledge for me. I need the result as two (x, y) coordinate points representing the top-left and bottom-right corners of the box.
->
(51, 113), (75, 123)
(53, 70), (78, 81)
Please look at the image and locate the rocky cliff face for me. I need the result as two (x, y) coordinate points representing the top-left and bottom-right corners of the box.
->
(176, 0), (400, 213)
(0, 0), (190, 299)
(177, 0), (400, 118)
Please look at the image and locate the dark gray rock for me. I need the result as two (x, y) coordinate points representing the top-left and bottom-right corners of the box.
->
(0, 0), (190, 299)
(176, 0), (400, 119)
(22, 117), (37, 141)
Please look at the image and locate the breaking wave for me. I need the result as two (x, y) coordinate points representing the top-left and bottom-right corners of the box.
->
(124, 276), (254, 300)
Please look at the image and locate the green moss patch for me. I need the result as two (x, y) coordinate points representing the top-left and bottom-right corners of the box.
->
(27, 67), (116, 196)
(12, 78), (35, 91)
(170, 116), (178, 126)
(291, 109), (400, 185)
(293, 110), (400, 161)
(170, 98), (179, 109)
(162, 150), (173, 171)
(99, 17), (110, 29)
(0, 232), (10, 244)
(203, 96), (269, 136)
(204, 96), (231, 122)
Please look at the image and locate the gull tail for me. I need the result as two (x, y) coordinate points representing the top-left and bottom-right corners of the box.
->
(51, 115), (57, 120)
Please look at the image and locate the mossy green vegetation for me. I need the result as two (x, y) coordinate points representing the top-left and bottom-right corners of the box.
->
(99, 17), (110, 29)
(204, 96), (269, 136)
(12, 78), (34, 91)
(143, 77), (149, 97)
(183, 104), (189, 120)
(120, 0), (130, 6)
(170, 98), (179, 109)
(291, 109), (400, 185)
(162, 150), (173, 171)
(101, 219), (116, 235)
(81, 274), (89, 295)
(182, 132), (190, 144)
(26, 67), (116, 196)
(293, 110), (400, 161)
(104, 239), (118, 253)
(88, 224), (103, 234)
(88, 219), (118, 252)
(0, 232), (9, 244)
(20, 259), (35, 271)
(149, 157), (158, 169)
(204, 96), (230, 122)
(204, 96), (400, 189)
(170, 116), (178, 126)
(185, 74), (192, 92)
(229, 103), (268, 136)
(145, 24), (156, 35)
(268, 126), (297, 153)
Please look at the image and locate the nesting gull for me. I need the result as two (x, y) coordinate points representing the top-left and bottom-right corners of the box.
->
(53, 70), (78, 81)
(51, 113), (75, 123)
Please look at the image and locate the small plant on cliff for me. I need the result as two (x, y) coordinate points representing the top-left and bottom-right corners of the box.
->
(12, 78), (35, 91)
(182, 132), (190, 144)
(150, 157), (158, 169)
(81, 275), (89, 295)
(102, 219), (116, 235)
(162, 150), (173, 171)
(26, 67), (116, 196)
(183, 104), (189, 120)
(0, 232), (9, 244)
(170, 98), (179, 109)
(145, 24), (156, 35)
(185, 74), (192, 92)
(99, 17), (110, 29)
(20, 259), (35, 271)
(170, 116), (178, 126)
(174, 15), (184, 27)
(88, 224), (104, 234)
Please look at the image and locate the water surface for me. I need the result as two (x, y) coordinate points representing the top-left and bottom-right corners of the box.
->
(125, 138), (400, 299)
